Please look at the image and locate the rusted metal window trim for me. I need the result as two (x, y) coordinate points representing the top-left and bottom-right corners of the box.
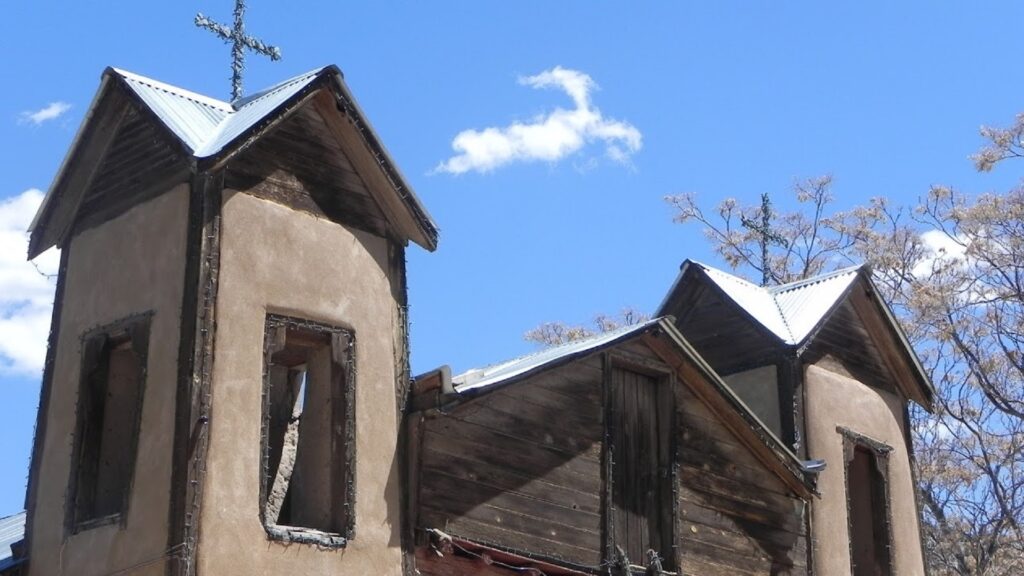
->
(837, 425), (895, 576)
(65, 312), (153, 536)
(259, 313), (356, 548)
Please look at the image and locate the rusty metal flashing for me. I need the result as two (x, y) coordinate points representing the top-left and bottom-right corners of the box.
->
(259, 314), (357, 548)
(423, 528), (598, 575)
(64, 312), (154, 536)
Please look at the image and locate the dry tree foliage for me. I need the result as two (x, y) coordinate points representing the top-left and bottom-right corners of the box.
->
(525, 117), (1024, 574)
(664, 172), (1024, 574)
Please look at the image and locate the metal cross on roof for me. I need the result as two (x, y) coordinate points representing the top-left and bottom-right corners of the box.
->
(741, 192), (789, 286)
(195, 0), (282, 101)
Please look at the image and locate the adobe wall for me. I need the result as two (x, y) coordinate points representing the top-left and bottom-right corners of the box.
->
(196, 191), (404, 575)
(723, 365), (781, 439)
(27, 185), (189, 576)
(804, 363), (925, 575)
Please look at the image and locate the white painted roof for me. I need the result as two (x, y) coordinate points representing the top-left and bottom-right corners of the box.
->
(693, 262), (862, 345)
(113, 67), (323, 158)
(453, 318), (663, 393)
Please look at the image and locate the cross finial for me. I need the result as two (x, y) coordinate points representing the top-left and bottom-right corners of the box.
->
(195, 1), (282, 101)
(741, 192), (789, 286)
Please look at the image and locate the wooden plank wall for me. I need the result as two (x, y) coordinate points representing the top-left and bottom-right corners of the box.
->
(668, 285), (782, 374)
(802, 301), (898, 395)
(676, 383), (809, 575)
(225, 105), (391, 239)
(74, 105), (188, 235)
(416, 356), (605, 569)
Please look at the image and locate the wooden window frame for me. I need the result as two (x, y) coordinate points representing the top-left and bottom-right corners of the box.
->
(838, 426), (895, 576)
(66, 313), (152, 534)
(601, 352), (679, 573)
(259, 314), (356, 548)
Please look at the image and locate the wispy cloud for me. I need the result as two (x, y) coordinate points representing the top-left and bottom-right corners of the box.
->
(0, 189), (58, 376)
(435, 67), (642, 174)
(19, 102), (72, 125)
(914, 229), (968, 277)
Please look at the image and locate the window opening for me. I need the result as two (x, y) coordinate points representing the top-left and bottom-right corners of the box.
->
(70, 315), (150, 530)
(262, 315), (355, 545)
(839, 427), (893, 576)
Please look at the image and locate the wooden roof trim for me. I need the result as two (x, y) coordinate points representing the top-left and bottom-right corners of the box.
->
(642, 324), (817, 499)
(30, 66), (440, 259)
(318, 77), (439, 251)
(662, 263), (788, 347)
(845, 275), (935, 410)
(28, 78), (131, 258)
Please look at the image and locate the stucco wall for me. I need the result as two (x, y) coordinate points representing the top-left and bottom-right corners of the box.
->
(196, 191), (404, 575)
(804, 363), (925, 575)
(28, 186), (189, 576)
(723, 365), (781, 439)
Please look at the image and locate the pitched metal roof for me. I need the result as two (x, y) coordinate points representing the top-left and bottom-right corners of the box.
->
(114, 67), (322, 158)
(453, 318), (664, 394)
(27, 65), (440, 256)
(443, 317), (818, 497)
(0, 511), (25, 570)
(687, 261), (862, 345)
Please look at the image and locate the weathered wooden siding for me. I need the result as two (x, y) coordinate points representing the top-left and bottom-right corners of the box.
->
(225, 105), (390, 238)
(417, 356), (605, 569)
(667, 283), (782, 374)
(677, 383), (809, 576)
(74, 104), (188, 236)
(803, 300), (898, 396)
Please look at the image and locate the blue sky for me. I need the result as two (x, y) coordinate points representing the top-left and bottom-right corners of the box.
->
(2, 1), (1023, 516)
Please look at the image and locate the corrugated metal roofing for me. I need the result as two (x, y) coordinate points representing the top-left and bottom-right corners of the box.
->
(693, 261), (862, 345)
(453, 318), (664, 394)
(0, 511), (25, 568)
(113, 67), (322, 158)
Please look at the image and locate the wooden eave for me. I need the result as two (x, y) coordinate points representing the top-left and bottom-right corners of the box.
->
(841, 274), (935, 411)
(793, 270), (935, 411)
(641, 322), (817, 499)
(660, 263), (789, 349)
(660, 263), (935, 412)
(28, 66), (439, 260)
(28, 68), (201, 259)
(436, 318), (816, 499)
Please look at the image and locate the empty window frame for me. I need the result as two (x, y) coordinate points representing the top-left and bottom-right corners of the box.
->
(839, 426), (894, 576)
(605, 360), (677, 571)
(69, 314), (151, 531)
(261, 315), (355, 546)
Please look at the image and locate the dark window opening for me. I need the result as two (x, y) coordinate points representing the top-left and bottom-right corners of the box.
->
(842, 429), (893, 576)
(261, 315), (355, 544)
(608, 365), (675, 572)
(70, 315), (150, 531)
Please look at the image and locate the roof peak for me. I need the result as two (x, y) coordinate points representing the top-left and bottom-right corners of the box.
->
(681, 259), (863, 345)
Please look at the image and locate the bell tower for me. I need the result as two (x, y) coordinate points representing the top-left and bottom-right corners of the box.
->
(22, 66), (437, 576)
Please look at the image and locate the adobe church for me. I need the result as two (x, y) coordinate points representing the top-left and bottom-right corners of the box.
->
(6, 65), (933, 575)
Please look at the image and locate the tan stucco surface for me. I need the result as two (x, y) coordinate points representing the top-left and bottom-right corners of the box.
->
(197, 191), (404, 575)
(723, 365), (782, 439)
(28, 186), (189, 576)
(804, 363), (925, 575)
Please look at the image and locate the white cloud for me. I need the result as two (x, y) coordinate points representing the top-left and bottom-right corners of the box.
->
(914, 229), (968, 277)
(19, 102), (72, 125)
(435, 67), (642, 174)
(0, 189), (58, 376)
